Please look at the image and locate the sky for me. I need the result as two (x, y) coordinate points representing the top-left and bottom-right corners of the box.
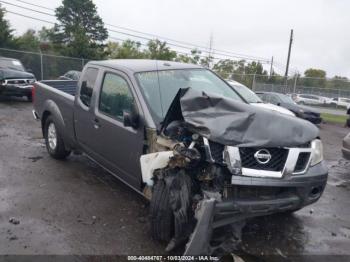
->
(3, 0), (350, 78)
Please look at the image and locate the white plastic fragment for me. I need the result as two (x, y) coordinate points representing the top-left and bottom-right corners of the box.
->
(140, 151), (174, 186)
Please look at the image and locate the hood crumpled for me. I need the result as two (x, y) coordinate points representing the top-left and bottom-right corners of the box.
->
(162, 88), (319, 147)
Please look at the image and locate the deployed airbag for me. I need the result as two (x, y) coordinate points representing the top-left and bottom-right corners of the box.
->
(162, 88), (319, 147)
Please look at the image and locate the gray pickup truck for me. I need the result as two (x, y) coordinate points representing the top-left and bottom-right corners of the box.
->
(33, 60), (328, 254)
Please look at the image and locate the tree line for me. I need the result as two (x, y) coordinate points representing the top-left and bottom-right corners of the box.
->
(0, 0), (348, 89)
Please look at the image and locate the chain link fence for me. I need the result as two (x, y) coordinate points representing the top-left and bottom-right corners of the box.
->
(0, 48), (86, 80)
(230, 73), (350, 99)
(2, 47), (349, 100)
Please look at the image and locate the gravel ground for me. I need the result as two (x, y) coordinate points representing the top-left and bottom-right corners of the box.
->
(0, 98), (349, 258)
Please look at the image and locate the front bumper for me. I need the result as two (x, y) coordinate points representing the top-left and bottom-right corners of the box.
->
(215, 161), (328, 226)
(0, 84), (33, 97)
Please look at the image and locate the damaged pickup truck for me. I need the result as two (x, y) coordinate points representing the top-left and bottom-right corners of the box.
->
(32, 60), (328, 254)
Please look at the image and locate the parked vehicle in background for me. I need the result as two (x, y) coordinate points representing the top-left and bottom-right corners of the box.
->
(257, 91), (322, 124)
(330, 97), (350, 109)
(58, 70), (81, 81)
(342, 132), (350, 160)
(294, 94), (329, 105)
(33, 60), (327, 253)
(0, 56), (36, 101)
(226, 80), (295, 116)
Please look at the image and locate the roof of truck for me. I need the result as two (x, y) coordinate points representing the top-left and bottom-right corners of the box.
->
(88, 59), (203, 72)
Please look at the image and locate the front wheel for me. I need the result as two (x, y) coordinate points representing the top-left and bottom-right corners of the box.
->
(44, 116), (71, 159)
(150, 178), (174, 242)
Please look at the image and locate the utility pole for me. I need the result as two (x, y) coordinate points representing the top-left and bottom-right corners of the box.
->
(207, 33), (214, 68)
(269, 56), (274, 77)
(285, 29), (293, 78)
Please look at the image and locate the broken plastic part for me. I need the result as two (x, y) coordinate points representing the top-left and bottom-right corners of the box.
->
(223, 146), (242, 175)
(140, 151), (174, 186)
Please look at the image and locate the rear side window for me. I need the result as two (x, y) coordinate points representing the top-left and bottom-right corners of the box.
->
(80, 67), (98, 107)
(99, 73), (134, 120)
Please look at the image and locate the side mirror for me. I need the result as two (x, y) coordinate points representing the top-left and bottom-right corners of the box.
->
(123, 110), (139, 128)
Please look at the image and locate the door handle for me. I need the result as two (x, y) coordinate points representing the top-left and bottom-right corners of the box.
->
(92, 118), (101, 129)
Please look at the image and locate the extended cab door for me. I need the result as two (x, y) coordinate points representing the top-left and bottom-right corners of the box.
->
(74, 67), (101, 154)
(85, 69), (144, 189)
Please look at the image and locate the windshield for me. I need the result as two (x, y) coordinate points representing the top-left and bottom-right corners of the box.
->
(231, 84), (262, 103)
(136, 69), (244, 122)
(0, 59), (25, 71)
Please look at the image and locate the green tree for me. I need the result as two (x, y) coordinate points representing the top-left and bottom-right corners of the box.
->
(244, 61), (267, 75)
(212, 59), (236, 79)
(304, 68), (326, 78)
(14, 29), (40, 51)
(175, 49), (202, 64)
(0, 4), (14, 47)
(146, 39), (177, 60)
(106, 40), (146, 59)
(52, 0), (108, 59)
(302, 68), (326, 87)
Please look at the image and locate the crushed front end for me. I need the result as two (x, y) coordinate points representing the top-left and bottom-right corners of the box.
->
(141, 88), (328, 255)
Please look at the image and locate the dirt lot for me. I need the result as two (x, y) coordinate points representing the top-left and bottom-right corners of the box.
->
(0, 98), (350, 258)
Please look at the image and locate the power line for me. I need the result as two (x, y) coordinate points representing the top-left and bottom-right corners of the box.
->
(10, 0), (53, 11)
(4, 9), (209, 59)
(4, 10), (55, 24)
(9, 0), (270, 62)
(0, 0), (55, 17)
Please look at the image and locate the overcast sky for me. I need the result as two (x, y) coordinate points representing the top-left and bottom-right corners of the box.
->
(3, 0), (350, 77)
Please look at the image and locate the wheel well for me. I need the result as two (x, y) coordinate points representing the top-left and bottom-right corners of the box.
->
(41, 111), (51, 136)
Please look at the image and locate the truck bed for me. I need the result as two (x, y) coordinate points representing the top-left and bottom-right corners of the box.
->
(33, 80), (77, 149)
(40, 80), (77, 96)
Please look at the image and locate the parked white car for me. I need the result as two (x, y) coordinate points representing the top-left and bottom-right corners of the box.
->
(330, 97), (350, 109)
(226, 80), (295, 116)
(294, 94), (329, 105)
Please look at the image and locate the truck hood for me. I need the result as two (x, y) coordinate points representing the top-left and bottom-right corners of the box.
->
(0, 68), (35, 80)
(250, 102), (295, 116)
(161, 88), (319, 148)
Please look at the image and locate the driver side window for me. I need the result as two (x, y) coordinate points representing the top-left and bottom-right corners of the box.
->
(99, 73), (134, 120)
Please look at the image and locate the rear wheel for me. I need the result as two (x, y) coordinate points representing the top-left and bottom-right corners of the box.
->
(150, 178), (174, 242)
(44, 116), (71, 159)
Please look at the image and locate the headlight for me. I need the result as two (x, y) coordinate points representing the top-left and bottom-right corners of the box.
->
(311, 139), (323, 166)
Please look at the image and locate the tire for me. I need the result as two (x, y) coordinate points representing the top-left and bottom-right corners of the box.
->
(44, 116), (71, 159)
(150, 178), (174, 242)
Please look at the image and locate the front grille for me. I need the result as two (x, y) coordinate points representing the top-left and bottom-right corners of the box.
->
(239, 147), (288, 171)
(6, 79), (34, 86)
(224, 185), (296, 201)
(209, 141), (225, 163)
(294, 152), (311, 173)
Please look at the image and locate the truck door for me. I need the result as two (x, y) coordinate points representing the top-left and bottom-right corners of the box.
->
(88, 70), (144, 190)
(74, 67), (101, 155)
